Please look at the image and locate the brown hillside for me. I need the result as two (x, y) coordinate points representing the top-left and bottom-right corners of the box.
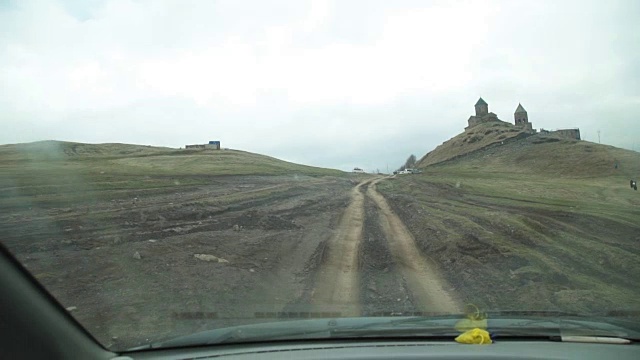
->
(426, 134), (640, 179)
(416, 121), (530, 167)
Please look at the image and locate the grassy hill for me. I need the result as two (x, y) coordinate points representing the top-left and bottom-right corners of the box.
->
(423, 132), (640, 178)
(417, 133), (640, 223)
(416, 121), (531, 168)
(0, 141), (344, 207)
(378, 128), (640, 315)
(0, 140), (343, 176)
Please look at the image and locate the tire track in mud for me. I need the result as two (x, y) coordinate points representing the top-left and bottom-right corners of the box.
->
(359, 194), (416, 316)
(367, 178), (461, 314)
(310, 177), (459, 316)
(310, 179), (372, 316)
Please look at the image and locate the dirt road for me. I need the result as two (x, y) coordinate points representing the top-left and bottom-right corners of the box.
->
(310, 177), (459, 316)
(310, 180), (370, 316)
(367, 179), (460, 314)
(3, 174), (460, 348)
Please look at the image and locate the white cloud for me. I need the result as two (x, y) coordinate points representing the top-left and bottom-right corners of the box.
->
(1, 0), (639, 170)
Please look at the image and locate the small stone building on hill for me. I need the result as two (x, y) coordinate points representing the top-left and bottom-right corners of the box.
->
(514, 103), (533, 131)
(466, 97), (500, 129)
(465, 97), (580, 140)
(475, 97), (488, 116)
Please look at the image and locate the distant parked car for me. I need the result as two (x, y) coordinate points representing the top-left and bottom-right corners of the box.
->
(353, 168), (365, 173)
(396, 168), (422, 175)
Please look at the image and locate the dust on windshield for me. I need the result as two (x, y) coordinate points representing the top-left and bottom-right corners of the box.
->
(1, 0), (639, 351)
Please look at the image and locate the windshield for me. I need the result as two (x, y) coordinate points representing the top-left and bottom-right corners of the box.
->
(1, 0), (639, 352)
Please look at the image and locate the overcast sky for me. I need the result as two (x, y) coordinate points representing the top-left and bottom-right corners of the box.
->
(1, 0), (639, 172)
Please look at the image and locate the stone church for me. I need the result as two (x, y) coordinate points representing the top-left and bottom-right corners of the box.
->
(466, 97), (533, 131)
(465, 97), (580, 140)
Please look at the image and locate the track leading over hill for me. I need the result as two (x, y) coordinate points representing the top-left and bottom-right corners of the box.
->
(310, 177), (460, 316)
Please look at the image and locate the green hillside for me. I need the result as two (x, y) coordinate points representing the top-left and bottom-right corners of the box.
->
(378, 129), (640, 315)
(408, 131), (640, 228)
(0, 141), (343, 206)
(0, 141), (343, 176)
(425, 133), (640, 179)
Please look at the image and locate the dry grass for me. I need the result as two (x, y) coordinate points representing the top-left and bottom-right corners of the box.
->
(378, 132), (640, 315)
(417, 121), (528, 167)
(0, 141), (344, 208)
(0, 141), (343, 177)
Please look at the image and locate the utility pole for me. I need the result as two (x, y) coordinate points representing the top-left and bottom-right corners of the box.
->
(597, 130), (601, 144)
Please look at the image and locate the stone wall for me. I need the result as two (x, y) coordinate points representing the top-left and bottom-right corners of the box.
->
(185, 144), (221, 150)
(467, 116), (480, 129)
(539, 128), (581, 140)
(466, 113), (500, 130)
(515, 119), (533, 128)
(552, 129), (581, 140)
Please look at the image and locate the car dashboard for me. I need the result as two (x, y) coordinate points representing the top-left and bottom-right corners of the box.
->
(120, 339), (640, 360)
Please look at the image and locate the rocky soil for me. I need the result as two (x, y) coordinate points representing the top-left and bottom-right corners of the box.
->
(1, 174), (461, 350)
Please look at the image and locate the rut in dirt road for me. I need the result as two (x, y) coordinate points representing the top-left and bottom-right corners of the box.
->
(310, 179), (375, 316)
(310, 176), (459, 317)
(367, 178), (461, 314)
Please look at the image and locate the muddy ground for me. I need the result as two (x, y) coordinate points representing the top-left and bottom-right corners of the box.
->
(7, 170), (637, 350)
(2, 175), (355, 348)
(359, 194), (417, 316)
(1, 174), (461, 350)
(379, 178), (640, 317)
(4, 136), (638, 356)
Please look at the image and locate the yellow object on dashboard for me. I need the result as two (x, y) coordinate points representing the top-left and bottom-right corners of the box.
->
(455, 328), (493, 345)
